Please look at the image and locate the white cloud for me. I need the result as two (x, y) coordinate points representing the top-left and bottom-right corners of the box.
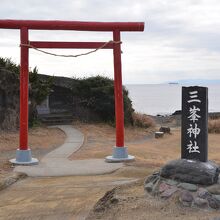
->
(0, 0), (220, 83)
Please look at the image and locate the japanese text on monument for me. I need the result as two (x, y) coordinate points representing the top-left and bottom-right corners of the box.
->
(181, 86), (208, 162)
(187, 91), (201, 153)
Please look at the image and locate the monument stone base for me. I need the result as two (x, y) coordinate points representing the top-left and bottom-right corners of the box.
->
(144, 159), (220, 210)
(144, 170), (220, 210)
(160, 159), (219, 185)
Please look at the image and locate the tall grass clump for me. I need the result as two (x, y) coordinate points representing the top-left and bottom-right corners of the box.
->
(132, 112), (155, 128)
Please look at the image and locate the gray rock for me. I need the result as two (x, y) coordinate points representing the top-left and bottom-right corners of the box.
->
(0, 172), (27, 191)
(197, 188), (211, 199)
(160, 186), (178, 199)
(207, 197), (220, 209)
(180, 191), (194, 203)
(144, 172), (160, 185)
(164, 179), (178, 186)
(206, 184), (220, 195)
(152, 178), (161, 194)
(159, 126), (171, 134)
(155, 132), (164, 138)
(194, 197), (208, 208)
(179, 191), (194, 207)
(159, 182), (171, 193)
(160, 159), (219, 185)
(213, 195), (220, 202)
(178, 182), (197, 192)
(212, 217), (220, 220)
(144, 182), (154, 192)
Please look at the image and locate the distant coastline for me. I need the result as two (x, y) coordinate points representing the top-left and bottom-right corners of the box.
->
(168, 82), (179, 85)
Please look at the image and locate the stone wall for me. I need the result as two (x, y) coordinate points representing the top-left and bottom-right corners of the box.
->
(0, 68), (19, 130)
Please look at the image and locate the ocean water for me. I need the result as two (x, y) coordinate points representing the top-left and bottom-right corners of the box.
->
(126, 84), (220, 116)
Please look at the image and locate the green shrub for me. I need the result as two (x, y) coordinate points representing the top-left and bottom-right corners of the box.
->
(0, 57), (20, 74)
(72, 76), (134, 125)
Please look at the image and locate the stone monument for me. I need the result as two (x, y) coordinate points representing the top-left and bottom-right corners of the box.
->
(160, 86), (219, 184)
(144, 86), (220, 209)
(181, 86), (208, 162)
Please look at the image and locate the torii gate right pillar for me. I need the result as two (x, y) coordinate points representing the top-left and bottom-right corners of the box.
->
(106, 30), (134, 162)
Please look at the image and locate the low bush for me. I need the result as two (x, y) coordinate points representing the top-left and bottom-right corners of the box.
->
(71, 76), (134, 125)
(208, 118), (220, 133)
(132, 112), (155, 128)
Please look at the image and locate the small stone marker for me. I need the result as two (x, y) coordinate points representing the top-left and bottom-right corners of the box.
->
(181, 86), (208, 162)
(155, 131), (164, 138)
(159, 126), (171, 134)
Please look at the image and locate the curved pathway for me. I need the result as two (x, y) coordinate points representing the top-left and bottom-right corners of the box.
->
(14, 125), (123, 177)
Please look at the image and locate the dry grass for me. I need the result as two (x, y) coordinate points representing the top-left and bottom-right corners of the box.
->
(71, 123), (220, 167)
(0, 127), (66, 152)
(0, 127), (66, 174)
(132, 112), (156, 128)
(70, 122), (155, 161)
(1, 123), (220, 219)
(208, 118), (220, 133)
(76, 123), (220, 220)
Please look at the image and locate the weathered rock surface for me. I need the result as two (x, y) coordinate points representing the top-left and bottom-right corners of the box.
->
(207, 184), (220, 195)
(159, 182), (170, 193)
(160, 159), (219, 185)
(0, 172), (27, 191)
(144, 182), (154, 192)
(178, 182), (197, 191)
(165, 179), (178, 186)
(197, 188), (211, 201)
(213, 195), (220, 202)
(160, 186), (178, 199)
(194, 197), (208, 208)
(207, 197), (220, 209)
(144, 171), (220, 210)
(179, 190), (194, 206)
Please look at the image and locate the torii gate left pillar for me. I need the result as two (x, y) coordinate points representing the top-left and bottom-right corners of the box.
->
(0, 20), (144, 165)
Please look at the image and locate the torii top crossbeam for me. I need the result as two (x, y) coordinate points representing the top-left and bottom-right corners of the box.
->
(0, 19), (144, 31)
(0, 19), (144, 164)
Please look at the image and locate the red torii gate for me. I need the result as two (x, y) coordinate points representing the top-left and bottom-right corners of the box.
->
(0, 20), (144, 164)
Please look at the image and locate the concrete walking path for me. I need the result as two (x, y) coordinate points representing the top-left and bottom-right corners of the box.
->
(14, 125), (123, 177)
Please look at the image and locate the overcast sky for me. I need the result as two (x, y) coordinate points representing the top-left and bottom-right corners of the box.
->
(0, 0), (220, 84)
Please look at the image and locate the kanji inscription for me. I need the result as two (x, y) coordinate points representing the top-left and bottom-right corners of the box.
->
(181, 86), (208, 162)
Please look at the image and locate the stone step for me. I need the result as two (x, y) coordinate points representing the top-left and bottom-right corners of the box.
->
(38, 113), (75, 125)
(39, 114), (73, 119)
(40, 116), (73, 121)
(43, 120), (73, 125)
